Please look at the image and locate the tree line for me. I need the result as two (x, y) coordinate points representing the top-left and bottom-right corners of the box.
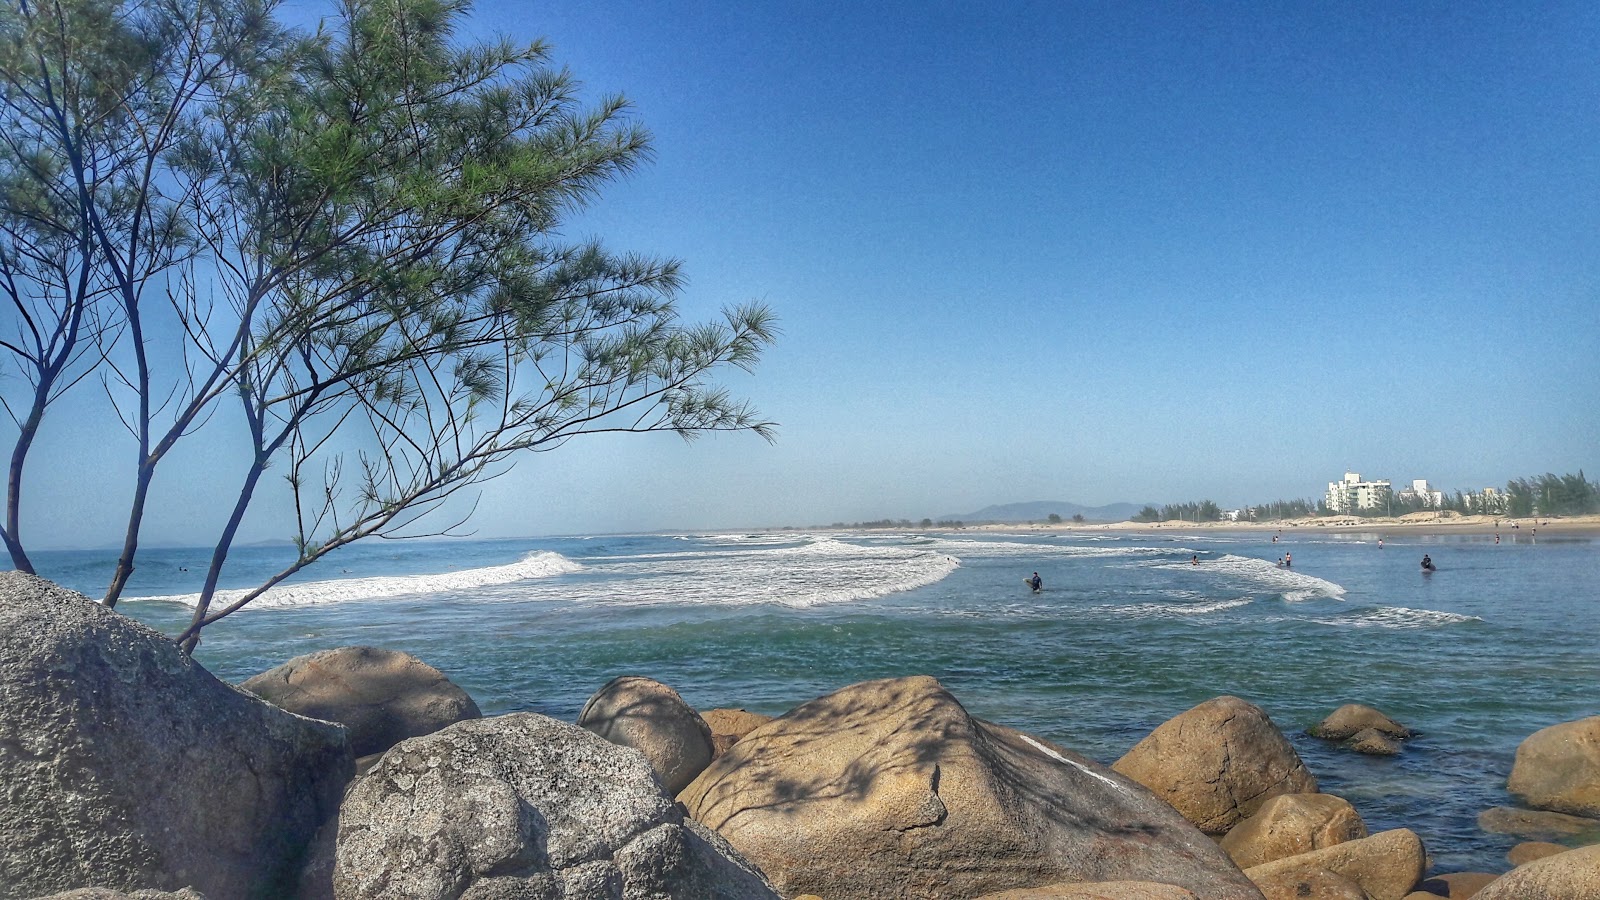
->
(0, 0), (773, 650)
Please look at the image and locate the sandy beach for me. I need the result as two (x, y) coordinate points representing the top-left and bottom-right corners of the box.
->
(967, 512), (1600, 536)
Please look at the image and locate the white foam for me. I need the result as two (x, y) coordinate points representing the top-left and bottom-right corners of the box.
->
(136, 551), (583, 609)
(1162, 554), (1346, 602)
(566, 538), (960, 608)
(1315, 606), (1483, 629)
(1117, 597), (1254, 618)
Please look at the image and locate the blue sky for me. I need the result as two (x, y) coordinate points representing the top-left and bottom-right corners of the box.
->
(12, 1), (1600, 546)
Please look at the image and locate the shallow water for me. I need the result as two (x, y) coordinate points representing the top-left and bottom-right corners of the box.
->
(32, 527), (1600, 874)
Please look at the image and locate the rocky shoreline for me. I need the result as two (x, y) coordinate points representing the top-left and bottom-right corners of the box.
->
(3, 570), (1598, 900)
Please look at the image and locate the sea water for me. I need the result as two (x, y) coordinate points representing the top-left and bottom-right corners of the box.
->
(29, 528), (1600, 874)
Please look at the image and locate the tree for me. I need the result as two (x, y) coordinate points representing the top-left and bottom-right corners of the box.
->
(0, 0), (279, 576)
(1, 0), (775, 651)
(1071, 513), (1083, 523)
(1046, 513), (1061, 524)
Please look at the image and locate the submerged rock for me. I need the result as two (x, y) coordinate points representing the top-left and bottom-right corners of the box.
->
(680, 675), (1263, 900)
(1308, 704), (1411, 741)
(1477, 806), (1600, 841)
(333, 712), (776, 900)
(1348, 728), (1402, 756)
(1114, 696), (1318, 835)
(1506, 715), (1600, 817)
(578, 675), (716, 795)
(240, 646), (480, 759)
(0, 572), (351, 900)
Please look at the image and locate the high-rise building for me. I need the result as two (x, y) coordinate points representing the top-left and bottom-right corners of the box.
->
(1326, 471), (1393, 513)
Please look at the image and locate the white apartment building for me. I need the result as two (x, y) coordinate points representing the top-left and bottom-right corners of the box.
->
(1396, 479), (1445, 508)
(1326, 471), (1393, 513)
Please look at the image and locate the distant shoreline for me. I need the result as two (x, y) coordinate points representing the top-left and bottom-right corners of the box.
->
(963, 513), (1600, 537)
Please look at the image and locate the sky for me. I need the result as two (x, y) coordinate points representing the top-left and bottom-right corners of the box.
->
(8, 1), (1600, 547)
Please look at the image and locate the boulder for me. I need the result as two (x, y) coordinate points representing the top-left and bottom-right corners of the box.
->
(1415, 872), (1498, 898)
(1506, 716), (1600, 817)
(1348, 729), (1402, 756)
(240, 646), (480, 758)
(1243, 829), (1425, 900)
(1309, 705), (1411, 741)
(0, 572), (351, 900)
(577, 675), (715, 795)
(26, 892), (206, 900)
(1477, 806), (1600, 841)
(975, 883), (1201, 899)
(1507, 841), (1569, 867)
(702, 707), (774, 760)
(700, 707), (773, 740)
(333, 711), (777, 900)
(1220, 793), (1368, 869)
(1113, 696), (1318, 834)
(680, 676), (1264, 900)
(1472, 844), (1600, 899)
(1246, 867), (1368, 900)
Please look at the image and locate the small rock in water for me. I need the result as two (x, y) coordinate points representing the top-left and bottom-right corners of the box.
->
(1506, 715), (1600, 818)
(1478, 805), (1600, 841)
(1348, 727), (1403, 756)
(1308, 703), (1412, 741)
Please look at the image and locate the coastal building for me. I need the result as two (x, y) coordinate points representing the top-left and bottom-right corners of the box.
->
(1396, 479), (1445, 508)
(1326, 471), (1393, 513)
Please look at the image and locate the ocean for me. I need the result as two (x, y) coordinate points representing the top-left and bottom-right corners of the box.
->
(29, 527), (1600, 875)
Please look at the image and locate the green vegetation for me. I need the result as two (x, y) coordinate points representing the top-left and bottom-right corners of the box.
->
(1133, 500), (1223, 523)
(0, 0), (773, 649)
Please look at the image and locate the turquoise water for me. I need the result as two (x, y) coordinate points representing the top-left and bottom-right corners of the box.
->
(31, 528), (1600, 875)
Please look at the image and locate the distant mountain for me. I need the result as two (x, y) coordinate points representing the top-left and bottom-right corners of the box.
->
(940, 500), (1148, 524)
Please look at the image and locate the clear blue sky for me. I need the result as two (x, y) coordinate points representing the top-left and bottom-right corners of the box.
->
(13, 1), (1600, 546)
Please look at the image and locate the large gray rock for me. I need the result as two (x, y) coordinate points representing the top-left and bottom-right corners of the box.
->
(679, 676), (1264, 900)
(1219, 793), (1367, 869)
(577, 675), (715, 795)
(333, 712), (777, 900)
(1506, 716), (1600, 817)
(1473, 844), (1600, 899)
(240, 645), (480, 758)
(1114, 696), (1318, 835)
(0, 572), (351, 900)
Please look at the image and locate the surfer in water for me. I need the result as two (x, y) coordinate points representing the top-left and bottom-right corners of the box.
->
(1028, 572), (1043, 593)
(1421, 554), (1435, 572)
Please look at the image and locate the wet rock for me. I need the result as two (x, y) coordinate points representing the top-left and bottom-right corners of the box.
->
(1477, 806), (1600, 841)
(1506, 841), (1569, 867)
(1348, 728), (1402, 756)
(1309, 704), (1412, 741)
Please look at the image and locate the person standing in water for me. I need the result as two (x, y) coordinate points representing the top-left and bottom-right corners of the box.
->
(1421, 554), (1435, 571)
(1284, 552), (1292, 568)
(1028, 572), (1042, 593)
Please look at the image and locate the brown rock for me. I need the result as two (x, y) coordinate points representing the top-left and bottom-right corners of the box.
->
(1309, 705), (1411, 741)
(1248, 867), (1368, 900)
(1114, 696), (1318, 835)
(1348, 729), (1402, 756)
(1416, 872), (1498, 898)
(1506, 716), (1600, 817)
(1507, 841), (1569, 867)
(240, 646), (480, 758)
(976, 882), (1202, 899)
(1221, 793), (1368, 869)
(681, 676), (1264, 900)
(577, 675), (715, 795)
(1244, 829), (1425, 900)
(26, 892), (206, 900)
(701, 707), (773, 740)
(1477, 806), (1600, 841)
(1472, 844), (1600, 899)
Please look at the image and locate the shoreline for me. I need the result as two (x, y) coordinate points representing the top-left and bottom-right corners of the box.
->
(960, 513), (1600, 538)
